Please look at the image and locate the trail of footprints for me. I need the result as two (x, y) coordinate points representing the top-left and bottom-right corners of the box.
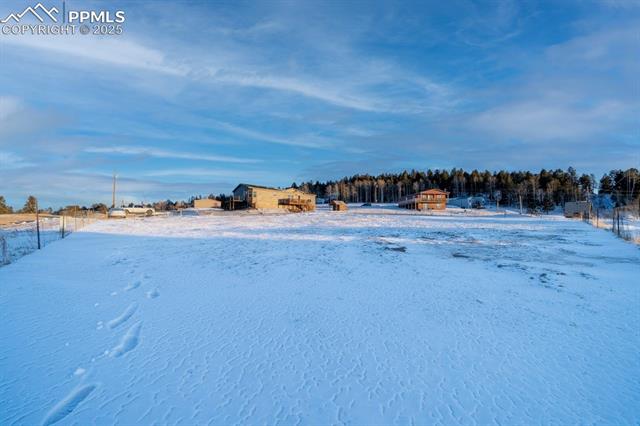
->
(107, 303), (138, 329)
(41, 259), (159, 425)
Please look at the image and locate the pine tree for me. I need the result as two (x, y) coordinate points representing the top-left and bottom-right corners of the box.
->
(542, 193), (554, 214)
(20, 196), (38, 213)
(0, 196), (13, 214)
(599, 174), (613, 194)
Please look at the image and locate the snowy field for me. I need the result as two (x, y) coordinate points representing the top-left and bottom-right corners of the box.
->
(1, 208), (639, 425)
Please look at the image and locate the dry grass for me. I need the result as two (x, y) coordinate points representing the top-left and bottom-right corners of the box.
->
(0, 212), (106, 228)
(0, 214), (56, 227)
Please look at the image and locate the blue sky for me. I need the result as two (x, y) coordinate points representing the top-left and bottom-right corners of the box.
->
(0, 0), (638, 208)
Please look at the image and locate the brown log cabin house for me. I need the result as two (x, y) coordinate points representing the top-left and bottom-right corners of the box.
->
(398, 189), (449, 211)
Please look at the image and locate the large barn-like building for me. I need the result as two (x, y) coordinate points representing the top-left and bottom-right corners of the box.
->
(231, 184), (316, 212)
(398, 188), (448, 211)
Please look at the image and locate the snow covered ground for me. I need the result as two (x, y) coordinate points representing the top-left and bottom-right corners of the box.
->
(1, 209), (638, 425)
(585, 212), (640, 243)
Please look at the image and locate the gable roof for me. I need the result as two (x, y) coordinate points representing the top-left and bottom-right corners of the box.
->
(420, 188), (449, 194)
(232, 183), (314, 195)
(233, 183), (280, 193)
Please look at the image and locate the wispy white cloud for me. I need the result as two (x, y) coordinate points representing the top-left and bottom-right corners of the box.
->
(467, 24), (639, 143)
(1, 35), (187, 75)
(143, 168), (289, 183)
(0, 151), (34, 169)
(0, 27), (456, 114)
(209, 70), (386, 112)
(84, 146), (260, 164)
(208, 120), (332, 148)
(144, 168), (240, 177)
(453, 0), (528, 48)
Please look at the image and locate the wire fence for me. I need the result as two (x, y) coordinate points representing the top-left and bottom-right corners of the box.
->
(583, 205), (640, 243)
(0, 211), (104, 266)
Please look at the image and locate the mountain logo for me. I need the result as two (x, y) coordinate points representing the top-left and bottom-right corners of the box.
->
(1, 3), (59, 24)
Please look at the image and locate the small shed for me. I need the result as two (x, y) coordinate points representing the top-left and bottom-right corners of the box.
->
(331, 200), (348, 211)
(564, 201), (590, 218)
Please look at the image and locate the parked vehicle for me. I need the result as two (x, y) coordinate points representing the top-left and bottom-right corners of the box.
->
(123, 206), (155, 216)
(108, 208), (127, 218)
(471, 199), (486, 209)
(362, 203), (372, 207)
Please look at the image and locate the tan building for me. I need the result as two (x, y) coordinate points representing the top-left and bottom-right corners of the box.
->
(331, 200), (348, 211)
(232, 184), (316, 212)
(398, 188), (448, 211)
(193, 199), (221, 209)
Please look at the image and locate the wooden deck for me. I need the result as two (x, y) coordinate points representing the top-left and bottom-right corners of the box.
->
(278, 199), (315, 212)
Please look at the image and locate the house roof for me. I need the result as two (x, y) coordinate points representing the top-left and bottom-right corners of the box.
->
(420, 188), (449, 194)
(232, 183), (314, 195)
(232, 183), (280, 193)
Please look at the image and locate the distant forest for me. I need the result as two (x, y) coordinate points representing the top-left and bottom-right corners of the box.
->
(2, 167), (637, 214)
(292, 168), (639, 209)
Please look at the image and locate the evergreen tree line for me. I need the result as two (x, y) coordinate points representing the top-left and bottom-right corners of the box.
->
(1, 168), (637, 214)
(0, 195), (38, 214)
(0, 195), (112, 215)
(293, 167), (640, 209)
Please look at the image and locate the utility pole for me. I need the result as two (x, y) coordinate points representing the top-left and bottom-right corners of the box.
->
(112, 172), (117, 208)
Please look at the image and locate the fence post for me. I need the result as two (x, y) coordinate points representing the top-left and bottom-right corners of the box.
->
(618, 209), (622, 237)
(618, 211), (624, 237)
(36, 202), (41, 250)
(618, 209), (622, 238)
(1, 236), (7, 265)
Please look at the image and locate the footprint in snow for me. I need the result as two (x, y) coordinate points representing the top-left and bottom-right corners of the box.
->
(107, 303), (138, 329)
(124, 280), (141, 291)
(41, 383), (97, 426)
(145, 288), (159, 299)
(109, 322), (141, 358)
